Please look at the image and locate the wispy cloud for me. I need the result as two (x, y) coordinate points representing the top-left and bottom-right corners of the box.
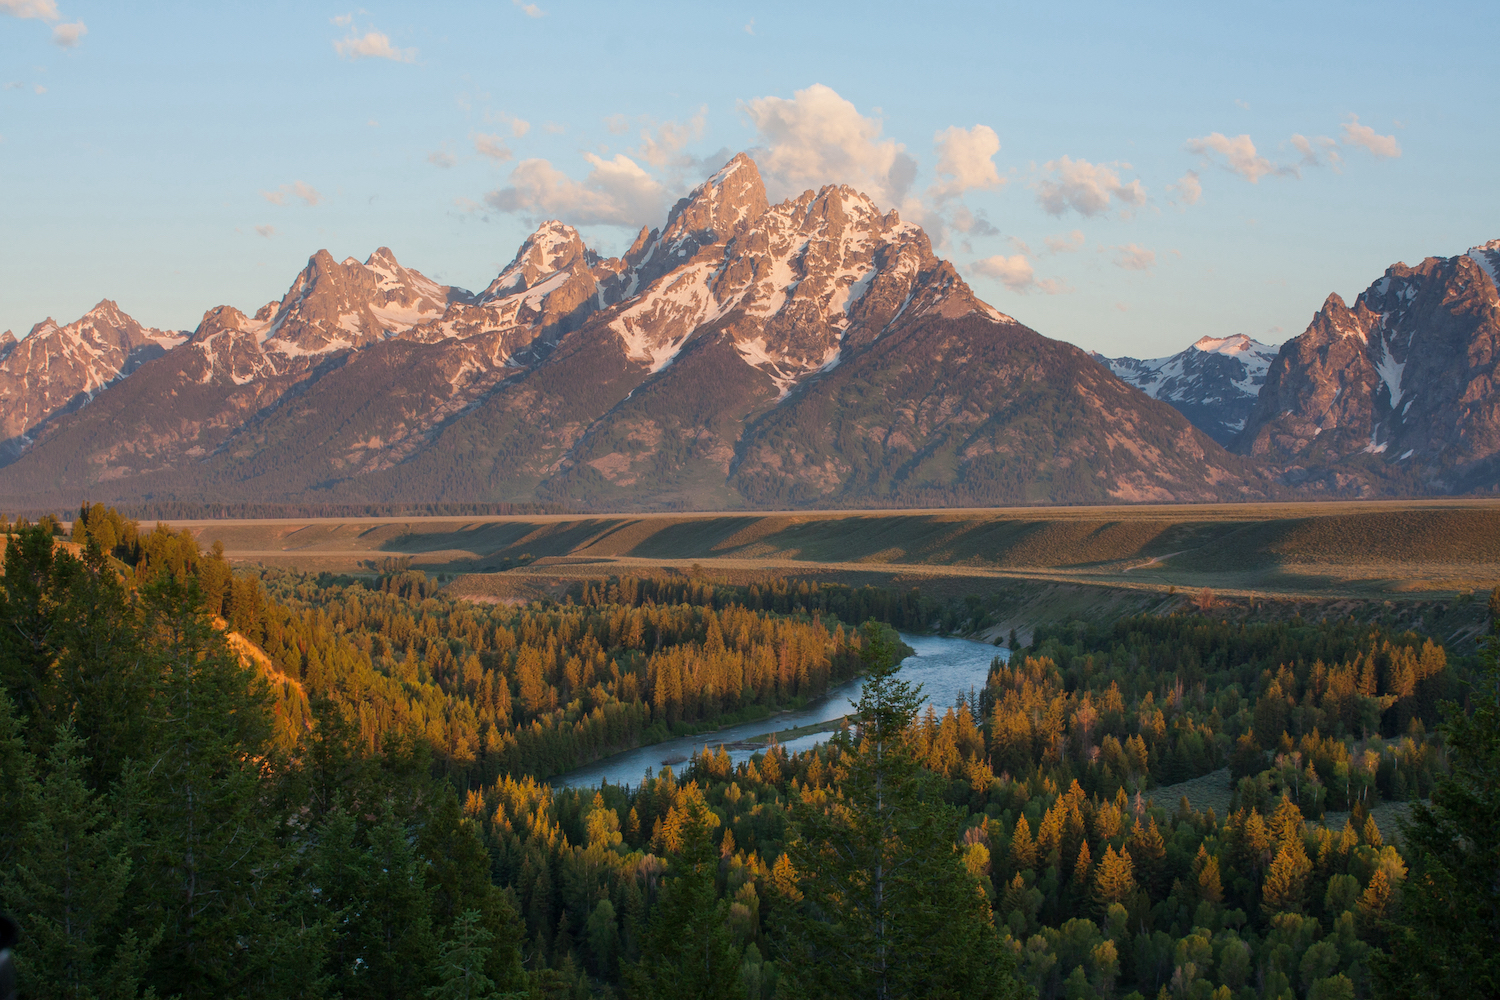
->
(1111, 243), (1156, 271)
(0, 0), (60, 21)
(1043, 230), (1086, 254)
(743, 19), (755, 34)
(1341, 115), (1401, 158)
(261, 181), (323, 207)
(1168, 170), (1202, 205)
(512, 0), (544, 17)
(255, 225), (276, 238)
(333, 29), (415, 63)
(971, 254), (1067, 295)
(1185, 133), (1294, 183)
(428, 150), (456, 168)
(51, 19), (82, 45)
(473, 133), (514, 163)
(1290, 134), (1341, 172)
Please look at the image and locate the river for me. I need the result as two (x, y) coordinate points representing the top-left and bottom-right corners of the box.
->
(554, 633), (1009, 791)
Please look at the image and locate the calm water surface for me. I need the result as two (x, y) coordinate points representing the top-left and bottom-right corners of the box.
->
(554, 633), (1009, 790)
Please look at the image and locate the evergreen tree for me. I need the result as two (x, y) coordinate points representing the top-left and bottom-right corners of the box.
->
(1, 725), (154, 1000)
(625, 788), (739, 1000)
(120, 571), (316, 998)
(779, 622), (1027, 1000)
(426, 909), (519, 1000)
(1376, 587), (1500, 998)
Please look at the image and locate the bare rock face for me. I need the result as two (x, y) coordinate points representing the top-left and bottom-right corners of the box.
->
(1238, 242), (1500, 494)
(0, 300), (184, 463)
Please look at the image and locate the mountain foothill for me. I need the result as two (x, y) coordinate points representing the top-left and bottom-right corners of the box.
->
(1, 153), (1496, 510)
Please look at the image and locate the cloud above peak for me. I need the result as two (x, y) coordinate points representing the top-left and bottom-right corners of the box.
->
(927, 125), (1003, 203)
(485, 153), (664, 228)
(740, 83), (916, 208)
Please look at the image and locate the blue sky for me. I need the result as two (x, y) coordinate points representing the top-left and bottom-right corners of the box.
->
(3, 0), (1496, 357)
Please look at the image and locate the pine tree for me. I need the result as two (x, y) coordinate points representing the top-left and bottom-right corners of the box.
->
(779, 621), (1026, 1000)
(1261, 835), (1312, 915)
(624, 787), (739, 1000)
(1093, 846), (1136, 911)
(120, 571), (314, 998)
(1375, 587), (1500, 998)
(426, 909), (515, 1000)
(1, 725), (154, 1000)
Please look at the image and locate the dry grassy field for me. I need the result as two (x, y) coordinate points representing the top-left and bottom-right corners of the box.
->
(68, 497), (1488, 645)
(138, 498), (1497, 594)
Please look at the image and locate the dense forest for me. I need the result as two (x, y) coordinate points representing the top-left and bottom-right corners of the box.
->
(0, 508), (1495, 999)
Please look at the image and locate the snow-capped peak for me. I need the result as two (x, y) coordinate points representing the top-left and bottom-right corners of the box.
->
(1466, 238), (1500, 292)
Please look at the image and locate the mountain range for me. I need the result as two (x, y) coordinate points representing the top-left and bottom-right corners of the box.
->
(0, 153), (1494, 511)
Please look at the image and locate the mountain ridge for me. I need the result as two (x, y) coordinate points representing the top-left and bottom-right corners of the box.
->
(2, 155), (1493, 509)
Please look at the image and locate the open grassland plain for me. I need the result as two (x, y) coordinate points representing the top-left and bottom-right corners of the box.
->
(96, 498), (1500, 649)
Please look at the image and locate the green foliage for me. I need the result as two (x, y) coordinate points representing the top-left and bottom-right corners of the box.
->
(779, 622), (1027, 1000)
(1375, 587), (1500, 998)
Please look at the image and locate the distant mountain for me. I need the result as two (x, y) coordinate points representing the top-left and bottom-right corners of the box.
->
(1236, 239), (1500, 495)
(0, 152), (1260, 510)
(1096, 334), (1279, 446)
(0, 301), (184, 464)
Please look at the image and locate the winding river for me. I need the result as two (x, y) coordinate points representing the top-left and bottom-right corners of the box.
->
(555, 633), (1010, 790)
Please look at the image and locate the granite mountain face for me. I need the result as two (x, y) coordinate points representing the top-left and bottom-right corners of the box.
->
(1233, 241), (1500, 495)
(0, 301), (185, 465)
(1097, 334), (1279, 447)
(2, 153), (1493, 509)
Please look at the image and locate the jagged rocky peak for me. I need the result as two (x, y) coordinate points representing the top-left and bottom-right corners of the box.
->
(1238, 241), (1500, 493)
(481, 221), (598, 300)
(1467, 238), (1500, 290)
(265, 247), (462, 352)
(605, 153), (998, 387)
(0, 299), (186, 462)
(662, 152), (770, 245)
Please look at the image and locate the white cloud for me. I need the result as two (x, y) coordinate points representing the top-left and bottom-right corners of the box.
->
(949, 205), (998, 236)
(633, 107), (708, 169)
(51, 19), (83, 45)
(428, 150), (455, 168)
(0, 0), (59, 20)
(484, 153), (666, 227)
(513, 0), (544, 16)
(261, 181), (323, 207)
(744, 18), (754, 34)
(1111, 243), (1156, 271)
(543, 122), (565, 134)
(255, 225), (276, 238)
(972, 254), (1034, 291)
(971, 254), (1066, 295)
(1169, 170), (1202, 205)
(604, 114), (630, 135)
(1290, 134), (1341, 172)
(1185, 132), (1289, 183)
(1035, 156), (1145, 217)
(473, 133), (514, 163)
(1043, 230), (1086, 254)
(740, 83), (916, 208)
(333, 30), (415, 63)
(330, 13), (353, 26)
(927, 124), (1002, 202)
(1341, 115), (1400, 158)
(32, 83), (44, 94)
